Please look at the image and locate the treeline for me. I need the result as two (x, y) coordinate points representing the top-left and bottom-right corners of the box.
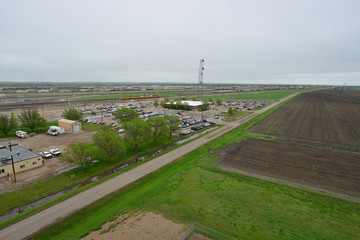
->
(0, 109), (47, 135)
(0, 107), (83, 137)
(61, 108), (182, 170)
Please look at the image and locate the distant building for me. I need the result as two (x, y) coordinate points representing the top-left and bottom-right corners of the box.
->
(0, 145), (43, 178)
(165, 100), (203, 110)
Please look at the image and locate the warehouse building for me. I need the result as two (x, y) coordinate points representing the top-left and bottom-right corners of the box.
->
(0, 145), (43, 178)
(58, 119), (82, 134)
(164, 100), (203, 111)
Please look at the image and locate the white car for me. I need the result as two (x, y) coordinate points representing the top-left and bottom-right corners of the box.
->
(40, 151), (53, 159)
(49, 149), (61, 156)
(118, 129), (125, 134)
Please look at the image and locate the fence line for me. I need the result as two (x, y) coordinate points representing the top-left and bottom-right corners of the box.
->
(177, 223), (236, 240)
(177, 223), (196, 240)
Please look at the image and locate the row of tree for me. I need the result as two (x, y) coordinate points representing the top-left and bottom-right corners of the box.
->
(62, 110), (182, 169)
(113, 108), (182, 148)
(0, 107), (84, 136)
(0, 109), (46, 135)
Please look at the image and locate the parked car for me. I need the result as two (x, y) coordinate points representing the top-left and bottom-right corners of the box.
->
(179, 130), (191, 135)
(40, 151), (53, 159)
(118, 129), (125, 134)
(16, 130), (28, 138)
(49, 149), (61, 156)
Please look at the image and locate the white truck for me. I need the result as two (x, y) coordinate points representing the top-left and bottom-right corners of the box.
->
(49, 149), (61, 156)
(16, 130), (28, 138)
(47, 126), (65, 136)
(40, 151), (53, 159)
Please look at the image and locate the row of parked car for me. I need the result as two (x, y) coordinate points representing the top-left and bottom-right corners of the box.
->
(180, 118), (209, 128)
(39, 149), (61, 159)
(179, 122), (216, 135)
(82, 118), (105, 125)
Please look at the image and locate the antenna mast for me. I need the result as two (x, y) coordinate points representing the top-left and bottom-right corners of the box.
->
(197, 59), (205, 101)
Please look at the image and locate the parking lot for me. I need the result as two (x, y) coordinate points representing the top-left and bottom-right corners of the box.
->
(0, 97), (266, 192)
(0, 131), (95, 193)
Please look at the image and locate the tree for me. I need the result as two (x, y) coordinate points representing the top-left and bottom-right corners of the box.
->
(147, 117), (169, 144)
(168, 99), (175, 109)
(164, 115), (181, 139)
(153, 100), (159, 108)
(18, 109), (46, 131)
(183, 102), (190, 111)
(114, 108), (138, 123)
(0, 113), (18, 135)
(92, 131), (126, 161)
(228, 107), (235, 116)
(201, 99), (210, 111)
(61, 143), (97, 172)
(216, 99), (222, 106)
(123, 119), (151, 151)
(63, 108), (82, 121)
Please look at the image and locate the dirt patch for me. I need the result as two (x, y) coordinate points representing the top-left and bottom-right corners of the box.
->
(250, 90), (360, 147)
(217, 139), (360, 198)
(188, 233), (213, 240)
(0, 131), (95, 153)
(82, 211), (185, 240)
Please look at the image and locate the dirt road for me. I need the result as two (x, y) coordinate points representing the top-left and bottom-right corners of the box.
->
(0, 94), (297, 240)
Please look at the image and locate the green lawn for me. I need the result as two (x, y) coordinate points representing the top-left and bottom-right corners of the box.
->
(32, 95), (360, 240)
(81, 122), (111, 132)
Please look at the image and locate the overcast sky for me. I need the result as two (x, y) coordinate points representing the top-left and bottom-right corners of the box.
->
(1, 0), (360, 85)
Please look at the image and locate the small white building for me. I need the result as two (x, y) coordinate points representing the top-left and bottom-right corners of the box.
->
(165, 100), (203, 110)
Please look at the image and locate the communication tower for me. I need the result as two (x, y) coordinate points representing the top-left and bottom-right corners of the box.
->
(196, 59), (205, 101)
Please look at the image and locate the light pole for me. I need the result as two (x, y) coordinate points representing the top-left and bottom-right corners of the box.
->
(8, 142), (17, 182)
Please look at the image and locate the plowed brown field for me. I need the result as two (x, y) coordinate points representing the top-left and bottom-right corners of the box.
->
(250, 90), (360, 147)
(217, 139), (360, 197)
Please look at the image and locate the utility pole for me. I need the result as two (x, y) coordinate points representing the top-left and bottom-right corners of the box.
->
(196, 59), (205, 101)
(8, 142), (18, 182)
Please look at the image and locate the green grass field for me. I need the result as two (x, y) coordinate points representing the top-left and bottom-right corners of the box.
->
(71, 91), (211, 101)
(32, 95), (360, 240)
(207, 89), (311, 100)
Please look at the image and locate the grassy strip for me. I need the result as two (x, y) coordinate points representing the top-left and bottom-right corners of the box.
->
(81, 122), (111, 132)
(70, 91), (211, 101)
(32, 96), (360, 239)
(222, 110), (252, 122)
(206, 89), (311, 100)
(0, 126), (221, 229)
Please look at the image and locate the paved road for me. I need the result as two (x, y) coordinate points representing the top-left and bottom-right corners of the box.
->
(0, 94), (297, 240)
